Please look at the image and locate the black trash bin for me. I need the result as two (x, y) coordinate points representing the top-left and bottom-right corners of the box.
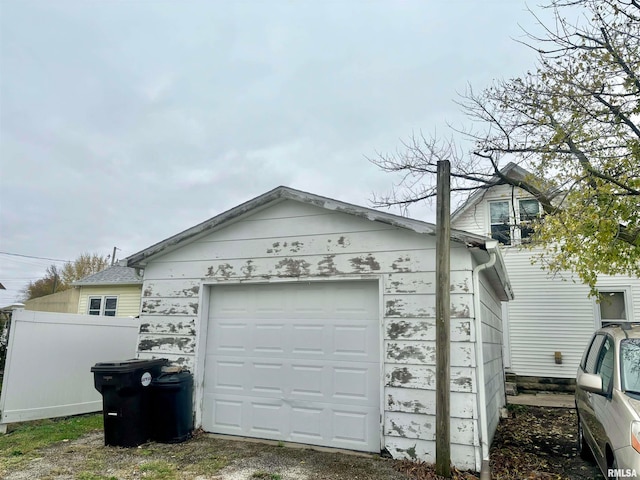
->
(150, 369), (194, 443)
(91, 358), (168, 447)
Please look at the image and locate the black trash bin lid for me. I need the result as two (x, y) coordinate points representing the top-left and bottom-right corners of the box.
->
(152, 371), (193, 385)
(91, 358), (168, 373)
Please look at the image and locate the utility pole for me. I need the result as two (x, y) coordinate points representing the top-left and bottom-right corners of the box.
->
(435, 160), (451, 478)
(111, 247), (120, 266)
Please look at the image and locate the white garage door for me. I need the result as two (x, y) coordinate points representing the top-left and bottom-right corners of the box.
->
(202, 281), (381, 452)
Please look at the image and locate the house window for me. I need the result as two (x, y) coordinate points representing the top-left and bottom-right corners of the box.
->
(518, 199), (540, 242)
(88, 296), (118, 316)
(489, 198), (542, 245)
(490, 201), (512, 245)
(598, 290), (629, 324)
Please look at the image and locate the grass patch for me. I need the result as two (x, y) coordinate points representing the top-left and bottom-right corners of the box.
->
(0, 413), (102, 472)
(0, 413), (102, 455)
(76, 473), (118, 480)
(139, 460), (178, 480)
(506, 403), (529, 415)
(251, 471), (282, 480)
(158, 442), (230, 476)
(191, 455), (228, 475)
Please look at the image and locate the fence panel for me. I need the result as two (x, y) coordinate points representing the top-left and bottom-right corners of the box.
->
(0, 309), (139, 430)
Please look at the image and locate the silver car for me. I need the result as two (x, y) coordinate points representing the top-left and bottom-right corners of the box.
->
(575, 323), (640, 479)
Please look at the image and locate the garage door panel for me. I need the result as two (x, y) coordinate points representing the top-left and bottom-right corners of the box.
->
(333, 366), (372, 401)
(213, 324), (379, 361)
(249, 401), (286, 437)
(290, 363), (325, 397)
(214, 322), (248, 352)
(203, 281), (380, 452)
(203, 395), (243, 432)
(333, 409), (370, 444)
(209, 283), (378, 320)
(333, 325), (369, 357)
(254, 324), (287, 354)
(290, 406), (325, 440)
(214, 360), (245, 391)
(252, 362), (285, 394)
(204, 393), (380, 451)
(207, 356), (378, 405)
(225, 323), (377, 360)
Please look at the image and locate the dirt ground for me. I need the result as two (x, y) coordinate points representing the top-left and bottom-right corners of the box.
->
(488, 405), (602, 480)
(3, 405), (602, 480)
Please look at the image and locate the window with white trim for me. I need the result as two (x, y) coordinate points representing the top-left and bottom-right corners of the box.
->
(88, 296), (118, 316)
(518, 199), (540, 242)
(489, 198), (542, 246)
(490, 201), (512, 245)
(597, 289), (631, 324)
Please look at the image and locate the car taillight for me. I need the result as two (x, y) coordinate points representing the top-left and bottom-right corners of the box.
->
(632, 421), (640, 454)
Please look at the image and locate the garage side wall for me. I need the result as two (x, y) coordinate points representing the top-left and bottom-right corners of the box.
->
(477, 268), (505, 446)
(135, 200), (479, 470)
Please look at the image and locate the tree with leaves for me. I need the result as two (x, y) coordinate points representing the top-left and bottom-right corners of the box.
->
(60, 252), (110, 286)
(371, 0), (639, 290)
(22, 252), (110, 301)
(22, 265), (64, 300)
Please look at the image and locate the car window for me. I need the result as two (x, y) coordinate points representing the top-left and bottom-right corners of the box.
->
(584, 334), (606, 374)
(596, 336), (615, 393)
(621, 339), (640, 393)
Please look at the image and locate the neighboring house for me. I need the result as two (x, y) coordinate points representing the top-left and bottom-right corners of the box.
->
(451, 163), (640, 391)
(72, 265), (143, 317)
(22, 266), (143, 317)
(125, 186), (513, 472)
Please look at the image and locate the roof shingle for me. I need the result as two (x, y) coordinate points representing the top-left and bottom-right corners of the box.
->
(72, 265), (142, 286)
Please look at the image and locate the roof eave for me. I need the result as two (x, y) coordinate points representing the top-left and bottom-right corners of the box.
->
(72, 281), (143, 287)
(469, 245), (514, 302)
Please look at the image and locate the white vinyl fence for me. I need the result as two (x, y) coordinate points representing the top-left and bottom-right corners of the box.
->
(0, 309), (140, 432)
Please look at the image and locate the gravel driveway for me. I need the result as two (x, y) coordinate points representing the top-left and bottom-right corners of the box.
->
(3, 405), (602, 480)
(5, 429), (409, 480)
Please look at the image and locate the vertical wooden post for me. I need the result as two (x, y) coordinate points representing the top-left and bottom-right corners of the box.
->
(436, 160), (451, 478)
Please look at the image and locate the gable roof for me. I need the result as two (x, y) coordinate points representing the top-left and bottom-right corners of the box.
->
(72, 265), (142, 286)
(128, 186), (493, 265)
(450, 162), (562, 224)
(451, 162), (531, 224)
(125, 186), (513, 300)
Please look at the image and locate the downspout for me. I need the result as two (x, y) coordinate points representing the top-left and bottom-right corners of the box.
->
(472, 242), (498, 480)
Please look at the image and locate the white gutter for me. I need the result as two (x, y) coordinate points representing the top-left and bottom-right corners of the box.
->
(472, 239), (498, 480)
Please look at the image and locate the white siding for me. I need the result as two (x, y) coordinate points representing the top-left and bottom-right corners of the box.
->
(453, 186), (640, 379)
(502, 247), (640, 378)
(477, 268), (505, 444)
(453, 184), (520, 237)
(136, 199), (500, 471)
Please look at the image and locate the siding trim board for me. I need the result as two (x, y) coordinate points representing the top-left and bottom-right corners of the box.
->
(128, 191), (513, 473)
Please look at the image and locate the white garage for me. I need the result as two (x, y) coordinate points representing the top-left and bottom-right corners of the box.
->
(126, 186), (513, 472)
(202, 281), (380, 452)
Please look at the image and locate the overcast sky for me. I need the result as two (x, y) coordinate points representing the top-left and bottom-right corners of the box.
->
(0, 0), (557, 305)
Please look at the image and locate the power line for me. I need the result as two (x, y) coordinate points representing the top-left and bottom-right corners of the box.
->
(0, 251), (71, 263)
